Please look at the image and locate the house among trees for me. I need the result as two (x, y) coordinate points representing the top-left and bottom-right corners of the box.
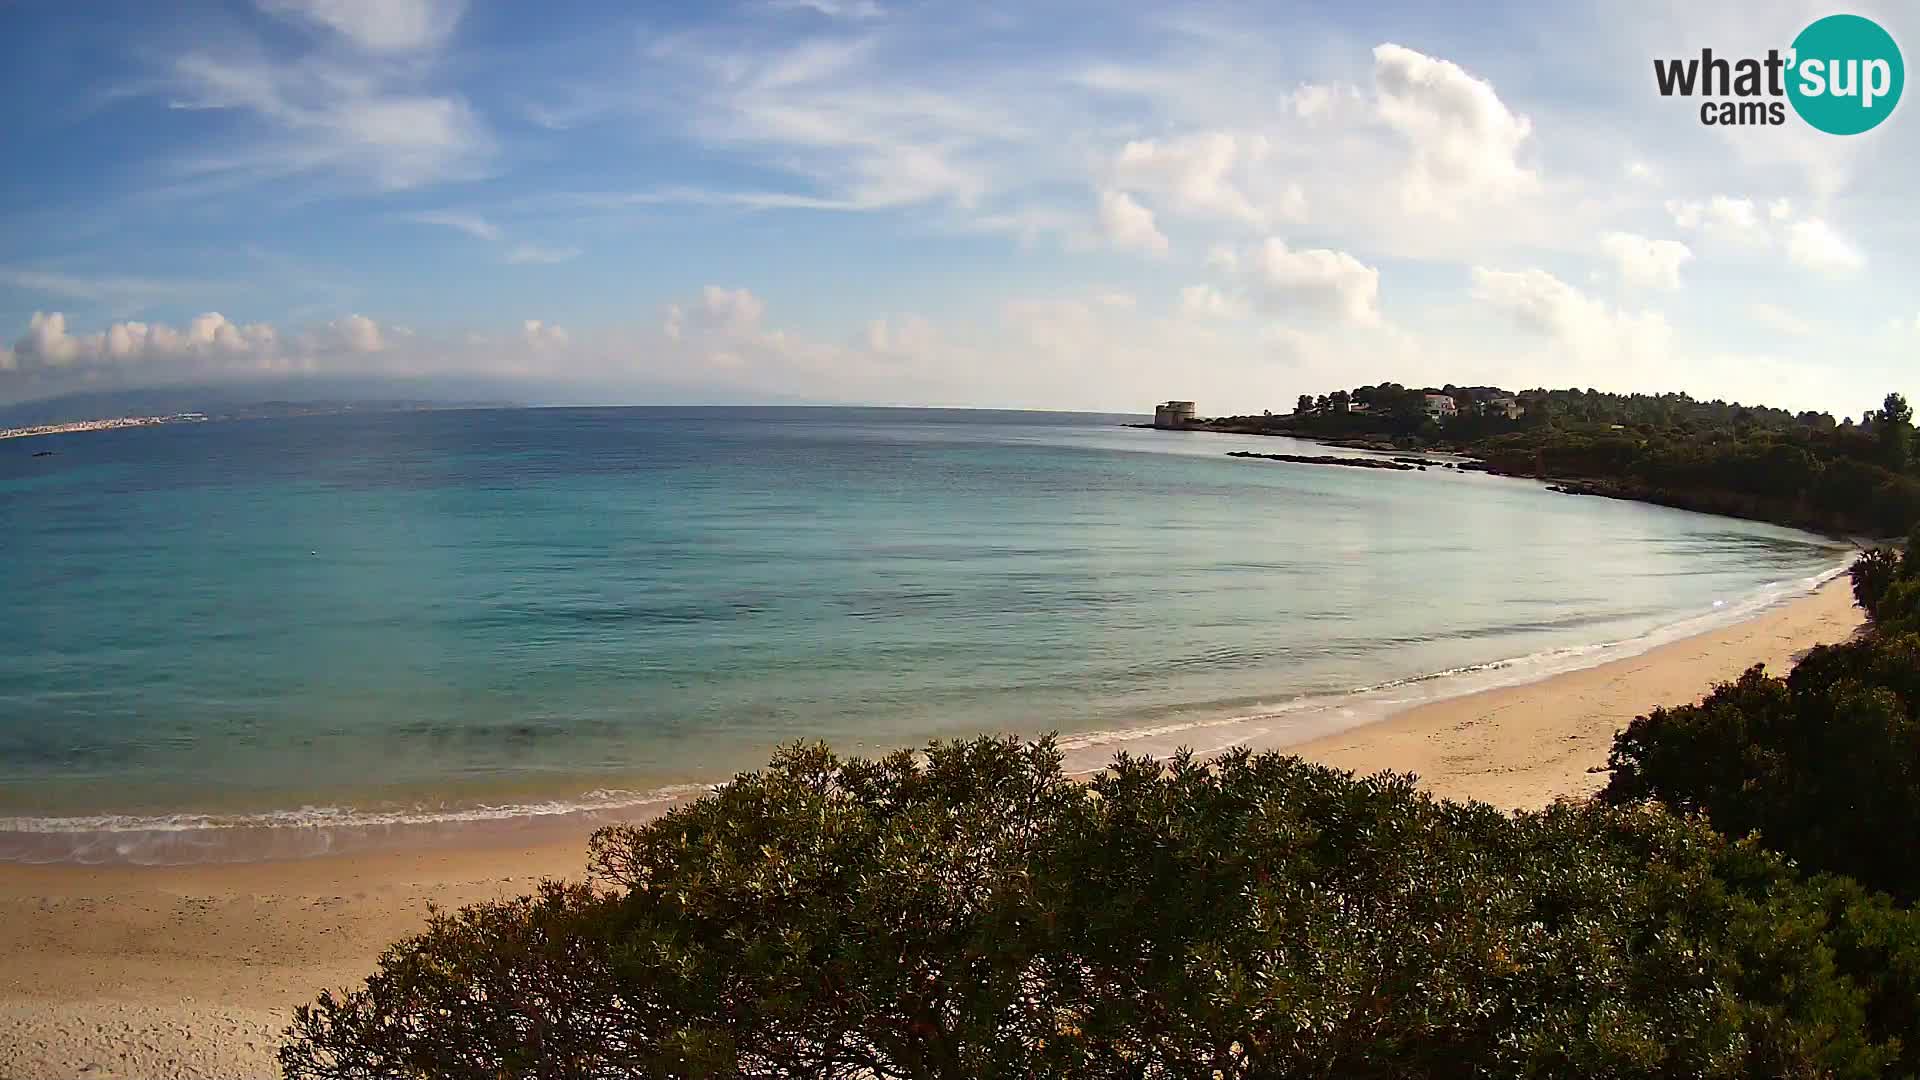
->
(1423, 393), (1458, 420)
(1480, 396), (1524, 420)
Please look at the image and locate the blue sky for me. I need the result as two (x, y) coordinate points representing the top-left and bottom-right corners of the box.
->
(1, 0), (1916, 415)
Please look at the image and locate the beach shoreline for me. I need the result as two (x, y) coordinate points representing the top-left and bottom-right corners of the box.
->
(0, 574), (1865, 1079)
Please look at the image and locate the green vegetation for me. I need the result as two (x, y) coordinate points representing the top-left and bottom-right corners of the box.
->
(285, 729), (1920, 1077)
(1605, 533), (1920, 902)
(1207, 385), (1920, 537)
(1602, 632), (1920, 901)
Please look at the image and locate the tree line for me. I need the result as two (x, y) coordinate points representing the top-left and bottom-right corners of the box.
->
(1216, 386), (1919, 537)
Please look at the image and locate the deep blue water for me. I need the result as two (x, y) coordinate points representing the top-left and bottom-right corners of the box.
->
(0, 407), (1850, 858)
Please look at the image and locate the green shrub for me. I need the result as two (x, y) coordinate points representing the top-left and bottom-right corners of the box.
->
(1603, 634), (1920, 902)
(1853, 548), (1903, 618)
(284, 737), (1916, 1079)
(1876, 578), (1920, 636)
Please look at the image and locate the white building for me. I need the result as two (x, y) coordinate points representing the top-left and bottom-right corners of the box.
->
(1423, 393), (1458, 420)
(1481, 396), (1524, 420)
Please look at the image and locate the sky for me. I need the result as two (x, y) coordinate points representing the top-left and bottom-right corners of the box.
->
(0, 0), (1915, 416)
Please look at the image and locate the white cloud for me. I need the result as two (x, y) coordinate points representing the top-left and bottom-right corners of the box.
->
(1785, 218), (1865, 276)
(1112, 132), (1299, 225)
(767, 0), (885, 17)
(325, 313), (384, 352)
(1286, 82), (1365, 121)
(1625, 160), (1656, 182)
(1748, 302), (1812, 338)
(160, 27), (495, 194)
(404, 210), (500, 240)
(17, 312), (83, 366)
(0, 309), (637, 396)
(1665, 195), (1766, 244)
(0, 268), (231, 309)
(865, 314), (938, 357)
(522, 320), (571, 348)
(1234, 238), (1381, 325)
(1097, 190), (1169, 255)
(640, 33), (1018, 215)
(256, 0), (467, 53)
(505, 245), (583, 265)
(1600, 231), (1692, 291)
(1372, 44), (1536, 213)
(11, 311), (278, 370)
(1178, 284), (1248, 320)
(1471, 267), (1673, 380)
(1661, 196), (1862, 276)
(665, 286), (767, 341)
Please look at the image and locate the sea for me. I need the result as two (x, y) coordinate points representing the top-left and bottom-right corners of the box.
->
(0, 407), (1853, 863)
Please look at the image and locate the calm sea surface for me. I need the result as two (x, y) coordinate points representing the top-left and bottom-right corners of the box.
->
(0, 407), (1850, 861)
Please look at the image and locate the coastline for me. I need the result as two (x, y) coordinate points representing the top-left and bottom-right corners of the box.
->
(0, 574), (1865, 1079)
(1288, 571), (1862, 808)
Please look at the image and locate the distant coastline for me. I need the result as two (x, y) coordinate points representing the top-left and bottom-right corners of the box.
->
(0, 399), (522, 443)
(1140, 383), (1919, 542)
(1, 414), (205, 442)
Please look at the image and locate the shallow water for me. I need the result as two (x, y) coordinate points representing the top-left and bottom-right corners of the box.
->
(0, 407), (1850, 861)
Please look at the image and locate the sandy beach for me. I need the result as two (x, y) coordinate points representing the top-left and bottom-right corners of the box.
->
(0, 574), (1864, 1080)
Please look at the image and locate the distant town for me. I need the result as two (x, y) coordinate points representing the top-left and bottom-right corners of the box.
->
(0, 413), (207, 441)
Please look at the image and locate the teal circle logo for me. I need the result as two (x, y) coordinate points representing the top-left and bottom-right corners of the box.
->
(1787, 14), (1903, 134)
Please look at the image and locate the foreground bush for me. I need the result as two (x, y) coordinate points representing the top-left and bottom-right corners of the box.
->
(1603, 631), (1920, 904)
(284, 737), (1917, 1078)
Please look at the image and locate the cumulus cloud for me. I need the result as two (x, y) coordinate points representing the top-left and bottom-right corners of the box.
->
(1372, 44), (1536, 213)
(1097, 190), (1169, 255)
(1230, 238), (1381, 325)
(11, 311), (279, 370)
(1786, 219), (1864, 276)
(2, 309), (626, 400)
(324, 314), (385, 352)
(18, 312), (83, 366)
(1600, 232), (1692, 291)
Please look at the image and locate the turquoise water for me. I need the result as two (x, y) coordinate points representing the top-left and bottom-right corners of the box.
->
(0, 407), (1850, 861)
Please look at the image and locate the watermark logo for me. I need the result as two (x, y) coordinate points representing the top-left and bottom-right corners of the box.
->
(1654, 13), (1903, 134)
